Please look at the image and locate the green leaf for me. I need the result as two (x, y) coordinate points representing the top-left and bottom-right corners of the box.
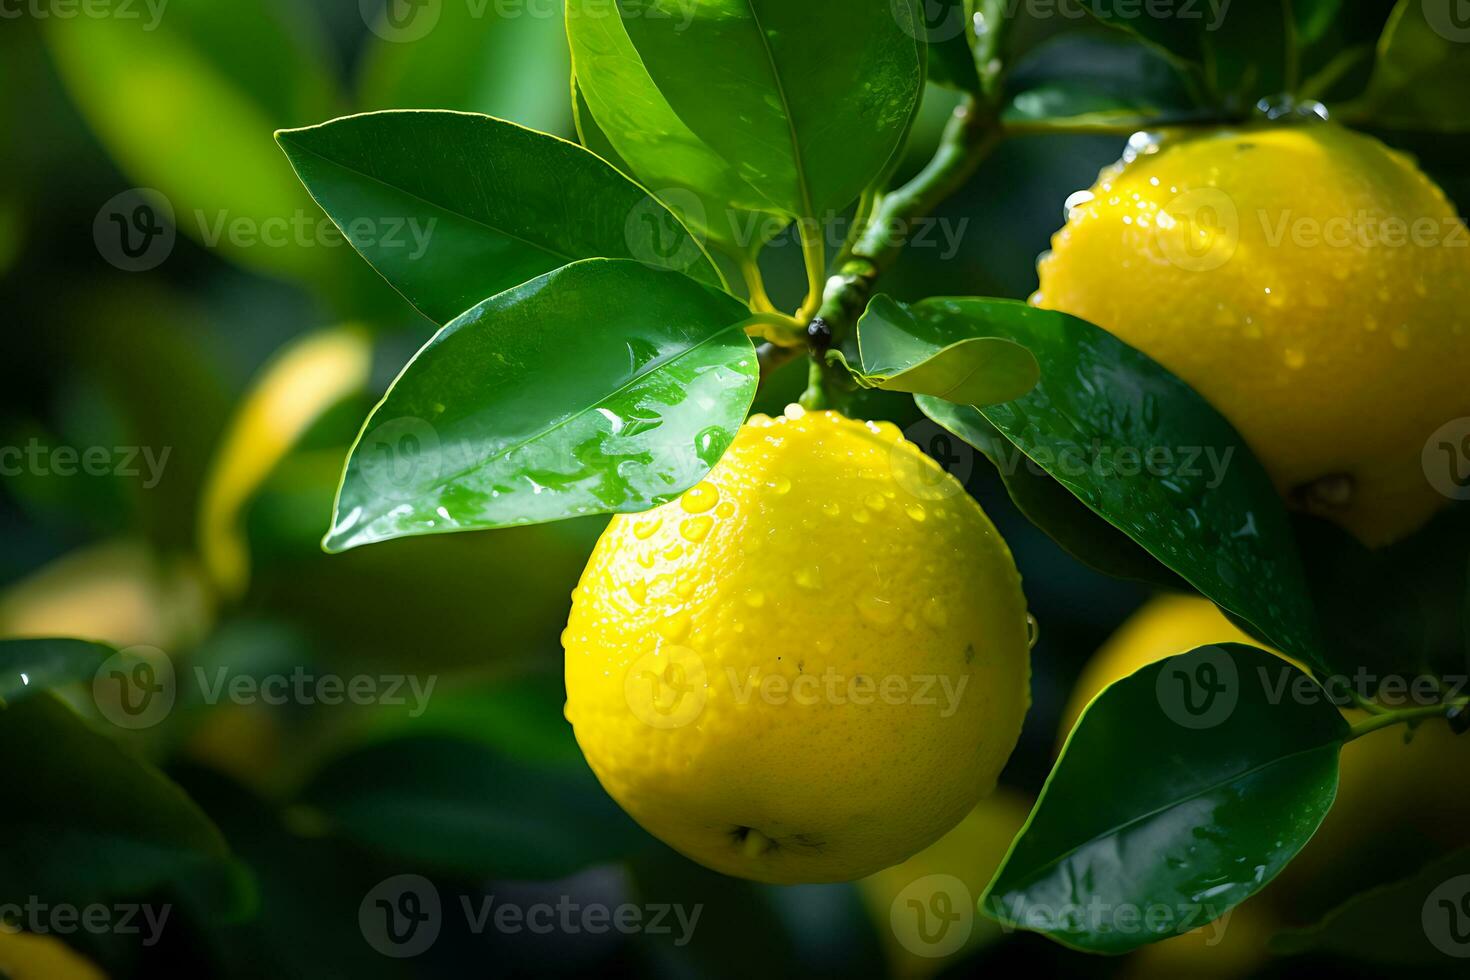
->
(925, 0), (983, 94)
(985, 644), (1349, 954)
(922, 299), (1322, 670)
(0, 638), (112, 706)
(853, 295), (1040, 405)
(356, 0), (572, 135)
(299, 734), (653, 881)
(1272, 846), (1470, 964)
(572, 76), (633, 175)
(325, 259), (757, 553)
(43, 2), (343, 282)
(0, 693), (248, 915)
(1347, 0), (1470, 132)
(614, 0), (925, 219)
(277, 111), (724, 326)
(566, 0), (786, 259)
(916, 396), (1182, 589)
(1085, 1), (1290, 106)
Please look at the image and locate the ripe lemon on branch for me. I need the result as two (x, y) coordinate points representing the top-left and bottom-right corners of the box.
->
(563, 408), (1032, 883)
(1035, 122), (1470, 546)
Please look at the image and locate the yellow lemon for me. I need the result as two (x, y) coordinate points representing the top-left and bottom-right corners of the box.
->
(563, 407), (1032, 883)
(0, 929), (105, 980)
(1035, 123), (1470, 546)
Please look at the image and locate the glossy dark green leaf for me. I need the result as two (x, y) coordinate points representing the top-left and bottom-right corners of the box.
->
(985, 644), (1348, 954)
(614, 0), (925, 219)
(1347, 0), (1470, 132)
(325, 259), (757, 553)
(916, 396), (1182, 588)
(853, 295), (1040, 405)
(566, 0), (785, 259)
(44, 3), (343, 282)
(278, 111), (723, 325)
(911, 299), (1320, 667)
(299, 734), (653, 881)
(0, 693), (248, 915)
(356, 0), (572, 134)
(0, 638), (112, 706)
(1272, 846), (1470, 964)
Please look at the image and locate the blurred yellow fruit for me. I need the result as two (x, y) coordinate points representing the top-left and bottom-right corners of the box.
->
(860, 790), (1031, 978)
(1036, 123), (1470, 546)
(0, 540), (210, 650)
(1059, 592), (1267, 741)
(564, 408), (1032, 883)
(0, 929), (105, 980)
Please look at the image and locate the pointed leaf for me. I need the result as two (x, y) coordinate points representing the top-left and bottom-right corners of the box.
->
(855, 294), (1040, 405)
(985, 644), (1348, 954)
(277, 111), (724, 325)
(325, 259), (757, 552)
(565, 0), (784, 258)
(614, 0), (925, 218)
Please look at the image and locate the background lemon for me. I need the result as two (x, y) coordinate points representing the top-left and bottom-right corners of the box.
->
(563, 407), (1032, 884)
(1035, 122), (1470, 546)
(1064, 594), (1470, 977)
(0, 930), (105, 980)
(859, 789), (1031, 979)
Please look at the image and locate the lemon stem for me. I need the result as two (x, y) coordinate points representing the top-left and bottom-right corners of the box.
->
(800, 97), (1003, 409)
(1347, 700), (1469, 742)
